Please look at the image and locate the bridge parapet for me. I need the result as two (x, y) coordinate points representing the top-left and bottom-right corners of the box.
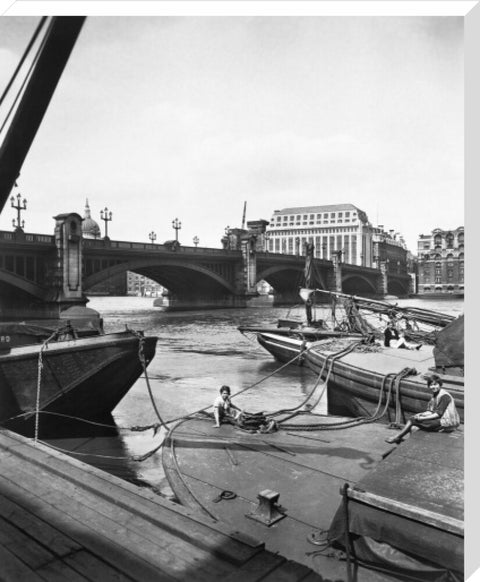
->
(0, 229), (54, 245)
(83, 238), (240, 257)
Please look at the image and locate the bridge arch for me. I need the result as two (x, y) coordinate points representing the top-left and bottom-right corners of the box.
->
(0, 270), (49, 300)
(387, 278), (410, 296)
(341, 274), (377, 295)
(257, 264), (328, 291)
(84, 259), (237, 295)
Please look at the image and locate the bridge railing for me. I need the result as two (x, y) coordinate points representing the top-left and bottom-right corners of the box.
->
(0, 230), (54, 244)
(82, 238), (240, 255)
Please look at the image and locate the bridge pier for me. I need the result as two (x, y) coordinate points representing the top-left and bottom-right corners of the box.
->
(0, 213), (101, 325)
(376, 261), (388, 296)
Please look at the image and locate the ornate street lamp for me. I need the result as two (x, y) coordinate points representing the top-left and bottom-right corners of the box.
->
(100, 207), (112, 239)
(11, 192), (27, 231)
(172, 218), (182, 242)
(193, 236), (199, 247)
(149, 231), (157, 244)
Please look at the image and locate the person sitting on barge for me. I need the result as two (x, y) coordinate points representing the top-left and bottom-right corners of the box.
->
(385, 374), (460, 444)
(213, 385), (243, 428)
(383, 322), (399, 347)
(391, 330), (422, 350)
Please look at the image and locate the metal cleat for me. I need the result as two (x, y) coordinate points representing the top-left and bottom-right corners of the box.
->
(245, 489), (286, 526)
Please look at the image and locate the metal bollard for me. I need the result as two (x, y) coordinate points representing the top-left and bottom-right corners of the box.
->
(245, 489), (286, 526)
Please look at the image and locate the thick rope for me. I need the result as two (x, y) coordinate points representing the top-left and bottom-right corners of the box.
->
(275, 342), (361, 425)
(34, 330), (59, 444)
(279, 367), (416, 431)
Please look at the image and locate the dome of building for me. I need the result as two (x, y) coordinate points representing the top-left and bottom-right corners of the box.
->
(82, 199), (101, 239)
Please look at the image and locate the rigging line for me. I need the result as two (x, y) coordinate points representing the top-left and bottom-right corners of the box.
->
(0, 17), (51, 136)
(34, 328), (58, 444)
(173, 423), (372, 482)
(274, 341), (362, 424)
(168, 419), (219, 521)
(0, 16), (47, 108)
(1, 409), (163, 434)
(39, 436), (168, 463)
(170, 427), (323, 450)
(158, 346), (309, 427)
(40, 439), (135, 461)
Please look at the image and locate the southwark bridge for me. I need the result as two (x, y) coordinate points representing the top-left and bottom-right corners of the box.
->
(0, 213), (411, 320)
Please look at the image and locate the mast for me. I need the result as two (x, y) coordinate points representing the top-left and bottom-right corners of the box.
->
(312, 288), (454, 327)
(241, 201), (247, 230)
(0, 17), (86, 212)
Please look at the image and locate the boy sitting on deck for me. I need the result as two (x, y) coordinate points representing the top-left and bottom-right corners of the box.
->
(213, 385), (243, 428)
(386, 374), (460, 444)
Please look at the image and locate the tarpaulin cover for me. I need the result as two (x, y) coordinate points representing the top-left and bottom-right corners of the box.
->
(328, 429), (463, 578)
(329, 498), (463, 575)
(434, 314), (464, 371)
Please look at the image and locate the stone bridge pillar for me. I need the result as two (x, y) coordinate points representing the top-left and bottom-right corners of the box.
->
(331, 252), (343, 293)
(240, 234), (259, 296)
(50, 213), (100, 323)
(376, 261), (388, 296)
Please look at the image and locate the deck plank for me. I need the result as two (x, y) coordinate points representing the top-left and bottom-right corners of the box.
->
(223, 552), (287, 581)
(0, 429), (321, 581)
(0, 453), (232, 582)
(0, 430), (263, 564)
(0, 544), (46, 582)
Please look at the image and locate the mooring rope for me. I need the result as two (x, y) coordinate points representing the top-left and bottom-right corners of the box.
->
(34, 329), (59, 444)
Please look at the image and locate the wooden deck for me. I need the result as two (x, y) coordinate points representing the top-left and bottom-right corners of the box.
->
(162, 415), (464, 581)
(0, 429), (323, 581)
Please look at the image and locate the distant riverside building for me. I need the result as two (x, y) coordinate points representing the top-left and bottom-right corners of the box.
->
(266, 204), (408, 271)
(127, 272), (164, 297)
(416, 227), (464, 295)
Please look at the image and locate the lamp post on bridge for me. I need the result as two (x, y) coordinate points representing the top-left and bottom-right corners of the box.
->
(172, 218), (182, 242)
(193, 236), (199, 248)
(100, 207), (112, 240)
(11, 192), (27, 232)
(149, 231), (157, 244)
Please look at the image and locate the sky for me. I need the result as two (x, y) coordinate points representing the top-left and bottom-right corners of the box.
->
(0, 12), (465, 253)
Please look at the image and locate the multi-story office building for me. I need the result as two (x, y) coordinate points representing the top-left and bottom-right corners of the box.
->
(372, 226), (409, 277)
(266, 204), (408, 268)
(416, 227), (464, 295)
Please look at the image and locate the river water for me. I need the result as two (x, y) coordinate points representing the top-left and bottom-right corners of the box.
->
(48, 295), (464, 498)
